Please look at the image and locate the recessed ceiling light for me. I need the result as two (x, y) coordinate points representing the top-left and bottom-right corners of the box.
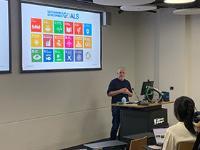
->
(93, 0), (155, 6)
(164, 0), (196, 4)
(120, 5), (157, 11)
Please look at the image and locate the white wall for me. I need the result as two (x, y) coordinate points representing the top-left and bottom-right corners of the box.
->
(188, 15), (200, 108)
(135, 8), (200, 125)
(0, 1), (135, 150)
(134, 12), (157, 96)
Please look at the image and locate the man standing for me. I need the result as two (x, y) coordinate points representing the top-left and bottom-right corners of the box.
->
(107, 67), (133, 140)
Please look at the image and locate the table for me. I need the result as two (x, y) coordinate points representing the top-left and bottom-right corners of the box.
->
(123, 132), (154, 140)
(84, 140), (127, 150)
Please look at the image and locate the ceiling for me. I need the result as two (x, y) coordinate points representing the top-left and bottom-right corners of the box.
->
(73, 0), (200, 10)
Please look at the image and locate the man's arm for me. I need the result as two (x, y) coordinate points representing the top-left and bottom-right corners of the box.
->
(108, 88), (132, 97)
(107, 89), (123, 97)
(127, 81), (133, 97)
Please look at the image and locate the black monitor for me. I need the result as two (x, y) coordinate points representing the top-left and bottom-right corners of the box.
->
(141, 80), (154, 95)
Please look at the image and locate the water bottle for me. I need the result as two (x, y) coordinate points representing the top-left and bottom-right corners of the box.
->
(121, 97), (127, 103)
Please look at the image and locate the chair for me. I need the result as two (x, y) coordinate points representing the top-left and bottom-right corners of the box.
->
(177, 141), (195, 150)
(129, 136), (147, 150)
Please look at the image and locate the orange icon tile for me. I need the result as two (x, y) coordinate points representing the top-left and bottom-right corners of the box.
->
(54, 35), (64, 48)
(84, 37), (92, 48)
(43, 19), (53, 33)
(75, 36), (83, 48)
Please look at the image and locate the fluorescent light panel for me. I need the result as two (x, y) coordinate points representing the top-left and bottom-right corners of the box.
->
(164, 0), (195, 4)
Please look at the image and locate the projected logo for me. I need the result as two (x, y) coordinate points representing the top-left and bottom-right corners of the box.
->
(43, 49), (53, 62)
(85, 51), (92, 61)
(43, 19), (53, 33)
(31, 18), (42, 32)
(54, 21), (64, 34)
(75, 36), (83, 48)
(65, 50), (74, 62)
(65, 22), (73, 34)
(74, 23), (83, 35)
(31, 34), (42, 47)
(54, 35), (64, 48)
(30, 18), (93, 63)
(75, 50), (83, 62)
(43, 34), (53, 47)
(65, 36), (74, 48)
(84, 37), (92, 49)
(54, 49), (64, 62)
(84, 24), (92, 36)
(32, 49), (42, 62)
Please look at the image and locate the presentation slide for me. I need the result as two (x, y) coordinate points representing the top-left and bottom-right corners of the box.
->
(0, 0), (10, 72)
(21, 2), (102, 72)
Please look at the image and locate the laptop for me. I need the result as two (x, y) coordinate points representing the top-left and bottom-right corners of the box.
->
(147, 128), (167, 149)
(153, 128), (167, 145)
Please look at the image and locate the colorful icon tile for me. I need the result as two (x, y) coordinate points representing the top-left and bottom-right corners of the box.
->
(43, 49), (53, 62)
(75, 36), (83, 48)
(43, 19), (53, 33)
(43, 34), (53, 47)
(84, 37), (92, 48)
(65, 49), (74, 62)
(31, 49), (42, 62)
(54, 21), (64, 34)
(65, 36), (74, 48)
(31, 34), (42, 47)
(84, 24), (92, 36)
(54, 35), (64, 48)
(54, 49), (64, 62)
(31, 18), (42, 32)
(65, 22), (73, 34)
(75, 50), (83, 62)
(74, 23), (83, 35)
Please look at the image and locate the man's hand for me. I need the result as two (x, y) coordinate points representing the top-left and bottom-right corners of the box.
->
(108, 88), (133, 97)
(120, 88), (133, 97)
(120, 88), (130, 94)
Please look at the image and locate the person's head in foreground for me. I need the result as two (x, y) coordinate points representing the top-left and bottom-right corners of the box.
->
(174, 96), (196, 135)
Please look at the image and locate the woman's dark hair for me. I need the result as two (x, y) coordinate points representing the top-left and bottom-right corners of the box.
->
(174, 96), (196, 135)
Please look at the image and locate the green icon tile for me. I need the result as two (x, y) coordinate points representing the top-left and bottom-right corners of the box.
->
(54, 21), (64, 34)
(31, 49), (42, 62)
(54, 49), (64, 62)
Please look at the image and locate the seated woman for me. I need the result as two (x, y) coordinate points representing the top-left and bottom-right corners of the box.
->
(193, 132), (200, 150)
(162, 96), (196, 150)
(193, 121), (200, 150)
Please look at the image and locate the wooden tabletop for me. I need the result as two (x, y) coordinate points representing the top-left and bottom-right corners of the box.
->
(112, 101), (174, 109)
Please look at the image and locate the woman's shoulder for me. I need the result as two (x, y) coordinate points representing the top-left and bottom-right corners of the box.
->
(167, 122), (195, 139)
(167, 122), (185, 133)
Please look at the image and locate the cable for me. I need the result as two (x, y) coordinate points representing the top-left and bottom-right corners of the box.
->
(132, 88), (140, 101)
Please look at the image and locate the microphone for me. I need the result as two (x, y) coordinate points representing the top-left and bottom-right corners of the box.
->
(146, 86), (163, 102)
(132, 88), (140, 101)
(146, 86), (163, 96)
